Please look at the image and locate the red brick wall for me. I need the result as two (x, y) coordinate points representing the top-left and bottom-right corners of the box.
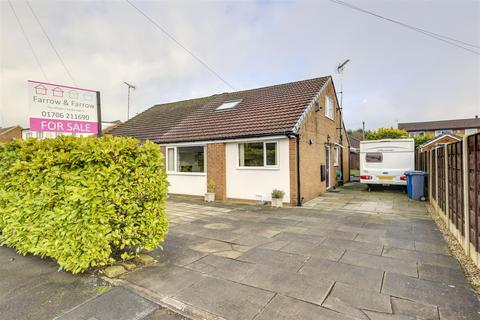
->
(289, 137), (298, 206)
(294, 79), (350, 204)
(0, 127), (22, 143)
(159, 146), (166, 167)
(207, 143), (226, 200)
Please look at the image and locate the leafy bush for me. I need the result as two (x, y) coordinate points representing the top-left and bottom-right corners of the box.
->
(0, 135), (169, 273)
(271, 189), (285, 199)
(414, 134), (434, 147)
(365, 128), (408, 140)
(207, 179), (216, 193)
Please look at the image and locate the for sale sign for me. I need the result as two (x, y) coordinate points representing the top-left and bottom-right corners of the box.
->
(28, 80), (99, 134)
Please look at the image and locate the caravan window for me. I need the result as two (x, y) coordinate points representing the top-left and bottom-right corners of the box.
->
(366, 152), (382, 163)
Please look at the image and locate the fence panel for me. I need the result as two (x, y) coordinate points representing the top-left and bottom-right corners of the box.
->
(447, 141), (464, 234)
(432, 149), (437, 200)
(468, 133), (480, 250)
(437, 146), (446, 213)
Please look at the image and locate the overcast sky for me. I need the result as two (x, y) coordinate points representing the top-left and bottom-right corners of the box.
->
(1, 0), (479, 131)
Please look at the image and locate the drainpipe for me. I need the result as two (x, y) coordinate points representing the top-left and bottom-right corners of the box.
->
(295, 133), (302, 207)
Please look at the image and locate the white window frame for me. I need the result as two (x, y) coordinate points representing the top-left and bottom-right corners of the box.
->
(435, 129), (452, 136)
(334, 146), (340, 166)
(325, 96), (334, 120)
(165, 145), (206, 175)
(410, 131), (425, 137)
(216, 99), (242, 111)
(238, 141), (279, 169)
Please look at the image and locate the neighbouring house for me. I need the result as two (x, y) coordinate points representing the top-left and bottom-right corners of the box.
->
(21, 121), (122, 139)
(398, 116), (480, 137)
(418, 133), (462, 152)
(0, 126), (22, 143)
(109, 76), (350, 206)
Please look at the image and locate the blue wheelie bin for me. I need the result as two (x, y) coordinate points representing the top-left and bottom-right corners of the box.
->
(405, 171), (428, 201)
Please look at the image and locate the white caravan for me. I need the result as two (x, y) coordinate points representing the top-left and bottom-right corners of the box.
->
(360, 139), (415, 186)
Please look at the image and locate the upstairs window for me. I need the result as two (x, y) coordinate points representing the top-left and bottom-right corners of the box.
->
(216, 100), (242, 111)
(325, 96), (334, 120)
(435, 129), (452, 136)
(238, 142), (278, 167)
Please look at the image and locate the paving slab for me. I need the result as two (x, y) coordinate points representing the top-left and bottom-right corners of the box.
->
(382, 247), (460, 269)
(185, 254), (256, 282)
(279, 240), (345, 261)
(299, 257), (384, 292)
(418, 263), (469, 286)
(390, 297), (439, 320)
(362, 310), (414, 320)
(236, 247), (307, 272)
(321, 238), (383, 255)
(382, 272), (480, 317)
(340, 250), (418, 277)
(122, 265), (205, 297)
(237, 264), (334, 305)
(173, 277), (274, 320)
(354, 234), (415, 250)
(255, 294), (359, 320)
(58, 287), (158, 320)
(323, 282), (392, 314)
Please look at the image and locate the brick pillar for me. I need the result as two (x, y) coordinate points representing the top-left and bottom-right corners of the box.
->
(159, 146), (166, 168)
(289, 138), (298, 206)
(207, 143), (226, 200)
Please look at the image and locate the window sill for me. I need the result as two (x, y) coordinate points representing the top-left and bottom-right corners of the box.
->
(236, 166), (280, 171)
(167, 172), (206, 176)
(325, 115), (335, 121)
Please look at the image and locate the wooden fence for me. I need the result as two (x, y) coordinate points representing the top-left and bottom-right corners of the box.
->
(416, 132), (480, 267)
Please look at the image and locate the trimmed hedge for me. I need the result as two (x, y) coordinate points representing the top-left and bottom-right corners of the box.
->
(0, 135), (169, 273)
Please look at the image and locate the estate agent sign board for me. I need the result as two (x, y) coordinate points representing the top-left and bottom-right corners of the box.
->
(28, 80), (100, 135)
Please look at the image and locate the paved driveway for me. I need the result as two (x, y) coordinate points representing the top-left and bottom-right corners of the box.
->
(120, 184), (480, 320)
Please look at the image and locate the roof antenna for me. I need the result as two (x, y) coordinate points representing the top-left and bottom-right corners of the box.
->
(336, 59), (350, 144)
(124, 81), (136, 120)
(336, 59), (350, 111)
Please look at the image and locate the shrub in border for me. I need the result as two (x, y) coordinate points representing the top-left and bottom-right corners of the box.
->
(0, 135), (169, 273)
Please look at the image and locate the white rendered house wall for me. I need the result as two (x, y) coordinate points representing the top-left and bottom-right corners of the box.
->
(225, 138), (290, 202)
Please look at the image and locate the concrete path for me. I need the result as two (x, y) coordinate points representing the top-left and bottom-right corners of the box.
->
(119, 183), (480, 320)
(0, 244), (175, 320)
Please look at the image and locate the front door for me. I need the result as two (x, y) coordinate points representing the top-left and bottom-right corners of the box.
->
(325, 145), (331, 189)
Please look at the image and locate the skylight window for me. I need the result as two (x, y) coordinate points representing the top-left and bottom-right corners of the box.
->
(216, 100), (241, 111)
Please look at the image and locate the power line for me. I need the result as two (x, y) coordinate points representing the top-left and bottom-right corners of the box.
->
(8, 0), (48, 81)
(330, 0), (480, 55)
(125, 0), (235, 90)
(25, 0), (77, 85)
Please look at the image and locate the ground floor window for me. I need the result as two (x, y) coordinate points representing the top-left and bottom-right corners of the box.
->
(238, 141), (277, 167)
(166, 146), (205, 173)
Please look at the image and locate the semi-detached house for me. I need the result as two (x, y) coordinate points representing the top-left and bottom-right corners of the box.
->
(110, 76), (350, 206)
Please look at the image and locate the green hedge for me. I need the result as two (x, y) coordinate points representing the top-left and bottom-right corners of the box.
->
(0, 135), (169, 273)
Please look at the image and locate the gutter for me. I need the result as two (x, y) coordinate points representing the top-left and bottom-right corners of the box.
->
(287, 132), (302, 207)
(295, 133), (301, 206)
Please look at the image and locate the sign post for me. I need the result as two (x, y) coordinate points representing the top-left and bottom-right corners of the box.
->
(28, 80), (100, 136)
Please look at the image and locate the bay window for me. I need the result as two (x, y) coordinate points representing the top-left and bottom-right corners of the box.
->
(238, 141), (278, 167)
